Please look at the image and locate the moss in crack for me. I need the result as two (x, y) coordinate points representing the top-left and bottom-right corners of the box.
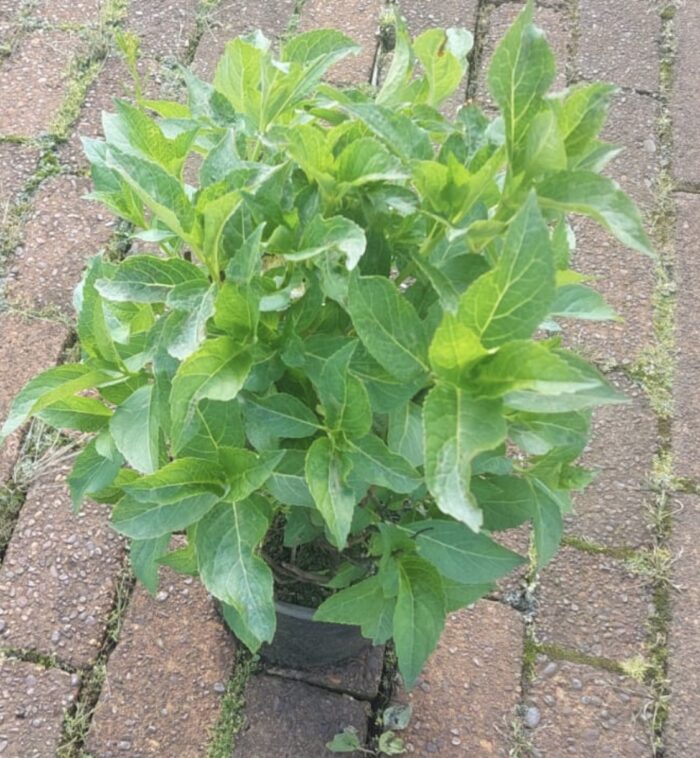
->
(560, 535), (636, 560)
(57, 562), (135, 758)
(0, 648), (70, 671)
(536, 643), (627, 676)
(207, 649), (257, 758)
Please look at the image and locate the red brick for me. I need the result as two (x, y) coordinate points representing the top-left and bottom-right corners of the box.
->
(0, 659), (78, 756)
(35, 0), (102, 25)
(0, 469), (126, 667)
(191, 0), (296, 81)
(0, 143), (40, 210)
(399, 0), (479, 33)
(86, 567), (236, 757)
(125, 0), (199, 61)
(535, 547), (653, 661)
(393, 600), (523, 756)
(4, 175), (115, 314)
(671, 0), (700, 188)
(232, 675), (368, 757)
(300, 0), (381, 85)
(575, 0), (660, 93)
(0, 313), (69, 483)
(527, 657), (651, 756)
(566, 373), (656, 548)
(667, 495), (700, 756)
(0, 30), (78, 137)
(673, 194), (700, 481)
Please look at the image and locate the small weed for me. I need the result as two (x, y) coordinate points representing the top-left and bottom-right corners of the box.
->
(207, 649), (256, 758)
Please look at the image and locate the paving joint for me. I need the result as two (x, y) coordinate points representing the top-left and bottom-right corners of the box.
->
(56, 559), (136, 758)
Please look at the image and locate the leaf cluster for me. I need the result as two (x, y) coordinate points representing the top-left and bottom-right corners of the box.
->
(0, 1), (651, 685)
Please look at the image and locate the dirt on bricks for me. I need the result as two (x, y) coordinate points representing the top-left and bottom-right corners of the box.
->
(0, 0), (697, 755)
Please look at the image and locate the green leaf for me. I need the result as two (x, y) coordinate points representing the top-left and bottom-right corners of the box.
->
(474, 342), (624, 410)
(106, 148), (198, 243)
(409, 519), (525, 583)
(550, 283), (616, 321)
(393, 555), (446, 688)
(423, 385), (506, 531)
(441, 579), (493, 613)
(335, 138), (408, 186)
(345, 434), (422, 494)
(214, 37), (268, 125)
(177, 399), (245, 460)
(413, 27), (472, 107)
(131, 534), (170, 595)
(524, 108), (566, 175)
(241, 392), (320, 439)
(266, 450), (314, 507)
(220, 601), (265, 652)
(67, 437), (123, 512)
(164, 281), (217, 359)
(96, 255), (206, 303)
(538, 171), (653, 255)
(347, 275), (429, 382)
(557, 82), (616, 157)
(428, 314), (487, 382)
(1, 365), (115, 441)
(387, 402), (424, 467)
(508, 410), (590, 457)
(472, 475), (536, 531)
(350, 348), (425, 413)
(530, 478), (564, 566)
(315, 575), (394, 644)
(37, 396), (112, 432)
(282, 215), (366, 271)
(316, 342), (372, 438)
(459, 193), (555, 348)
(170, 337), (252, 448)
(109, 384), (161, 474)
(487, 1), (555, 158)
(213, 282), (259, 343)
(326, 727), (363, 753)
(218, 447), (284, 501)
(157, 540), (198, 575)
(196, 499), (275, 643)
(112, 458), (228, 539)
(305, 437), (356, 549)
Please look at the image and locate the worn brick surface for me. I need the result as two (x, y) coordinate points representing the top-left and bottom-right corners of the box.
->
(527, 657), (651, 756)
(575, 0), (660, 93)
(393, 600), (523, 756)
(4, 175), (115, 314)
(566, 373), (656, 548)
(125, 0), (200, 60)
(0, 30), (77, 137)
(0, 143), (40, 210)
(564, 218), (655, 366)
(0, 658), (77, 757)
(265, 643), (384, 701)
(667, 495), (700, 756)
(601, 93), (659, 214)
(35, 0), (102, 25)
(535, 547), (652, 661)
(191, 0), (296, 81)
(478, 2), (570, 101)
(0, 314), (69, 483)
(673, 194), (700, 481)
(300, 0), (380, 85)
(399, 0), (478, 33)
(232, 674), (368, 757)
(61, 55), (163, 171)
(85, 566), (235, 757)
(0, 470), (125, 667)
(671, 0), (700, 188)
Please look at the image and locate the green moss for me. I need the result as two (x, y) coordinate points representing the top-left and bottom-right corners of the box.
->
(536, 643), (626, 675)
(560, 535), (635, 560)
(207, 650), (256, 758)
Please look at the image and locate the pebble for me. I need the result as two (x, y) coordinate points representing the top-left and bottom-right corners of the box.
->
(524, 706), (541, 729)
(213, 682), (226, 693)
(117, 740), (131, 751)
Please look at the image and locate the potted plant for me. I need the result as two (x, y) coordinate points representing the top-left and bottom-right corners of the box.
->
(0, 0), (651, 687)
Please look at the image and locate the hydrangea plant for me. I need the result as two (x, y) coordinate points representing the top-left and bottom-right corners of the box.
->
(0, 0), (651, 686)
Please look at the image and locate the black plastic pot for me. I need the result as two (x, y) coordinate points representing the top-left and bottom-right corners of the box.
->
(260, 600), (372, 669)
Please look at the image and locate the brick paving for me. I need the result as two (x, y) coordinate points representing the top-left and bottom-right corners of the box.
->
(0, 0), (696, 755)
